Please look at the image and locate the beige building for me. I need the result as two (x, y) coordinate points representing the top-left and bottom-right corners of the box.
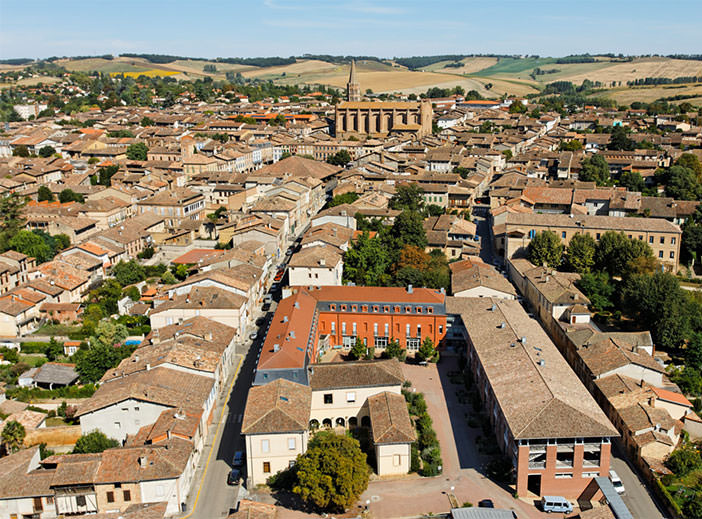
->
(336, 101), (433, 139)
(498, 213), (682, 272)
(242, 360), (414, 486)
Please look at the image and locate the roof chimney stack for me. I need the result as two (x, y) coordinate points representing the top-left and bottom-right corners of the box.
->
(407, 284), (413, 294)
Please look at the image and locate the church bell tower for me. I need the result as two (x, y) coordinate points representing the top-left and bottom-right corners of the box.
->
(346, 60), (361, 102)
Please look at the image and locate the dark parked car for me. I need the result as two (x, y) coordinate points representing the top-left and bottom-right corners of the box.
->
(227, 468), (241, 485)
(232, 451), (244, 468)
(478, 499), (494, 508)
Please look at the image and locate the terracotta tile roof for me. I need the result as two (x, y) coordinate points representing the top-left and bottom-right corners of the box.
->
(242, 378), (311, 434)
(446, 297), (618, 440)
(651, 386), (693, 407)
(368, 391), (416, 444)
(0, 447), (54, 498)
(152, 286), (247, 314)
(309, 359), (404, 390)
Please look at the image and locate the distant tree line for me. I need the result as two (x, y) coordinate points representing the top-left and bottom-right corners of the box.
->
(627, 76), (702, 86)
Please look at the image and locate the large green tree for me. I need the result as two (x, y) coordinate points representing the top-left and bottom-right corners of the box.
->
(527, 230), (563, 268)
(111, 260), (146, 287)
(343, 232), (391, 286)
(59, 189), (85, 203)
(579, 154), (611, 186)
(621, 272), (691, 350)
(126, 142), (149, 161)
(675, 153), (702, 182)
(292, 431), (369, 512)
(8, 230), (52, 263)
(594, 231), (653, 277)
(2, 420), (26, 453)
(607, 125), (635, 151)
(576, 272), (615, 312)
(389, 183), (424, 211)
(37, 185), (54, 202)
(73, 431), (119, 454)
(391, 210), (427, 249)
(326, 150), (351, 166)
(564, 233), (596, 273)
(661, 165), (702, 200)
(619, 171), (645, 192)
(38, 145), (56, 158)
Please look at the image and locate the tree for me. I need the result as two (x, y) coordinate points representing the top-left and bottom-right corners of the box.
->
(73, 431), (119, 454)
(665, 443), (702, 476)
(170, 263), (190, 281)
(1, 420), (25, 454)
(607, 125), (635, 151)
(46, 337), (64, 362)
(343, 232), (392, 286)
(559, 139), (583, 151)
(38, 145), (56, 158)
(619, 171), (645, 192)
(140, 116), (154, 127)
(90, 320), (129, 349)
(594, 231), (653, 277)
(37, 185), (54, 202)
(9, 230), (52, 263)
(389, 184), (424, 211)
(292, 431), (369, 512)
(160, 270), (177, 285)
(326, 150), (351, 166)
(137, 246), (154, 260)
(59, 189), (84, 203)
(95, 164), (119, 186)
(579, 154), (611, 186)
(508, 101), (527, 114)
(527, 231), (563, 268)
(577, 272), (615, 312)
(382, 338), (406, 361)
(391, 210), (427, 249)
(122, 286), (140, 301)
(564, 233), (596, 273)
(416, 337), (437, 363)
(675, 153), (702, 182)
(12, 145), (29, 157)
(683, 495), (702, 519)
(349, 337), (367, 360)
(328, 192), (358, 207)
(112, 260), (146, 287)
(662, 165), (702, 200)
(75, 339), (128, 383)
(126, 142), (148, 161)
(685, 332), (702, 371)
(621, 272), (691, 350)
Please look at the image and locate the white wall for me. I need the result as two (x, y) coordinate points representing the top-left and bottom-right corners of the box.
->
(309, 385), (401, 425)
(80, 398), (168, 442)
(246, 431), (308, 486)
(0, 496), (58, 518)
(600, 365), (664, 388)
(376, 443), (411, 476)
(140, 478), (181, 516)
(453, 286), (515, 300)
(289, 263), (343, 287)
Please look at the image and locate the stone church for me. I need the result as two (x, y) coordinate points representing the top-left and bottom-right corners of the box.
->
(335, 60), (433, 139)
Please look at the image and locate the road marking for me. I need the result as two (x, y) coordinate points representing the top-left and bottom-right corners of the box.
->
(178, 354), (244, 519)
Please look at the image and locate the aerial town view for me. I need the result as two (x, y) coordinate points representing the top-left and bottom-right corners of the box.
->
(1, 1), (702, 518)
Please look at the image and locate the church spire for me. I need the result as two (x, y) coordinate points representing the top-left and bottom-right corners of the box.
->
(346, 60), (361, 102)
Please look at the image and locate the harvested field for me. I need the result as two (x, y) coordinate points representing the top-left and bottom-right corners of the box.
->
(433, 57), (499, 74)
(595, 83), (702, 104)
(556, 58), (702, 85)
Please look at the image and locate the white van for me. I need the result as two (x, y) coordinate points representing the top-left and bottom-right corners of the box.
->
(540, 496), (573, 513)
(610, 470), (625, 494)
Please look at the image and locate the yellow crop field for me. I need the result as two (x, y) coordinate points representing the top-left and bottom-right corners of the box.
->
(434, 57), (499, 74)
(109, 69), (180, 78)
(556, 58), (702, 86)
(596, 84), (702, 104)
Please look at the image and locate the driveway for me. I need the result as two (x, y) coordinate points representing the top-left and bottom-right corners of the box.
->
(355, 359), (551, 519)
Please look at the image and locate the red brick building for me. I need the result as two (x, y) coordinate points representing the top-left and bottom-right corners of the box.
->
(254, 286), (447, 386)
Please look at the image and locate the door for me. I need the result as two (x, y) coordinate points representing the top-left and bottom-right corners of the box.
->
(527, 474), (541, 496)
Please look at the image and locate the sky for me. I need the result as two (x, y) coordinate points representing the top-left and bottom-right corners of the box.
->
(0, 0), (700, 60)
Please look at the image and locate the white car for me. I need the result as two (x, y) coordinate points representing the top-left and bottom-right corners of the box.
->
(609, 470), (625, 494)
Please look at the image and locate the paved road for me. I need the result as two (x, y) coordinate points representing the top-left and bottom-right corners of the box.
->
(610, 445), (668, 519)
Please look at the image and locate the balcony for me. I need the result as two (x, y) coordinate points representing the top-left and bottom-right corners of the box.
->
(529, 461), (546, 470)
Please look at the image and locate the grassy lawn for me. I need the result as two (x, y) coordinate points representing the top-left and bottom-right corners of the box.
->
(19, 354), (47, 367)
(45, 416), (70, 427)
(32, 323), (82, 336)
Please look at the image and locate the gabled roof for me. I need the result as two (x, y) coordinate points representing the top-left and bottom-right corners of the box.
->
(309, 359), (404, 390)
(368, 391), (416, 444)
(242, 378), (311, 434)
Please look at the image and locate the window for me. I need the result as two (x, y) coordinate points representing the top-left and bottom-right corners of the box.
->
(649, 236), (654, 244)
(407, 338), (420, 350)
(114, 422), (121, 430)
(417, 325), (421, 338)
(582, 472), (599, 478)
(33, 497), (43, 512)
(670, 251), (675, 259)
(394, 306), (401, 313)
(330, 304), (336, 311)
(289, 460), (296, 468)
(672, 237), (677, 245)
(659, 251), (664, 258)
(324, 393), (333, 404)
(373, 323), (378, 336)
(405, 306), (412, 313)
(347, 392), (356, 403)
(427, 307), (433, 314)
(384, 306), (390, 313)
(561, 231), (566, 238)
(375, 336), (388, 348)
(555, 473), (573, 479)
(352, 305), (357, 312)
(288, 438), (296, 450)
(373, 305), (379, 312)
(352, 322), (357, 335)
(341, 305), (347, 311)
(134, 406), (139, 412)
(263, 462), (271, 473)
(416, 306), (422, 313)
(638, 235), (643, 240)
(76, 495), (87, 507)
(123, 490), (131, 502)
(439, 325), (443, 334)
(660, 236), (665, 244)
(362, 305), (368, 312)
(596, 233), (601, 240)
(261, 439), (270, 453)
(384, 323), (389, 336)
(331, 322), (336, 334)
(393, 454), (401, 466)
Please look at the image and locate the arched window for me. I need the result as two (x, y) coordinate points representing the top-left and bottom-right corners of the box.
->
(336, 417), (346, 427)
(309, 419), (320, 430)
(322, 418), (332, 428)
(349, 417), (358, 428)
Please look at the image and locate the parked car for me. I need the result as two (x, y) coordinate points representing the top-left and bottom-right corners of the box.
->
(232, 451), (244, 468)
(256, 317), (266, 326)
(478, 499), (494, 508)
(249, 332), (258, 341)
(610, 470), (625, 494)
(227, 468), (241, 485)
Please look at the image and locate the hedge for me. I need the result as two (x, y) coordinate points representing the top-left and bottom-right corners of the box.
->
(20, 342), (50, 354)
(6, 384), (97, 402)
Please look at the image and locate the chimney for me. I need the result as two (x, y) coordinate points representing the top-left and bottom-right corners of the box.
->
(407, 284), (413, 294)
(134, 355), (140, 363)
(520, 336), (526, 344)
(490, 303), (496, 311)
(319, 258), (325, 267)
(538, 359), (545, 367)
(139, 456), (147, 467)
(273, 344), (280, 352)
(290, 331), (296, 339)
(294, 301), (300, 309)
(205, 332), (213, 340)
(499, 322), (506, 329)
(283, 316), (288, 323)
(146, 363), (151, 371)
(152, 329), (160, 343)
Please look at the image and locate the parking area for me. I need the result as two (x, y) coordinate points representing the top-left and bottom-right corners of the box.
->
(354, 357), (551, 519)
